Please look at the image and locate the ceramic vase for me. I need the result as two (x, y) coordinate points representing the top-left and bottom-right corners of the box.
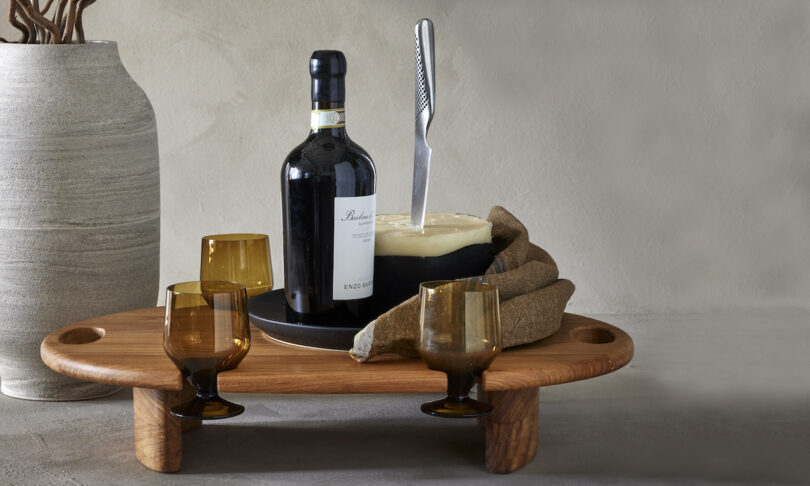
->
(0, 41), (160, 400)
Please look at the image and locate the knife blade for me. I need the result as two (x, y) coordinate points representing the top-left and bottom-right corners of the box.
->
(411, 18), (435, 229)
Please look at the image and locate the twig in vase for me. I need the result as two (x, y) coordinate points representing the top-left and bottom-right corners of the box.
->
(8, 0), (29, 43)
(33, 0), (43, 41)
(14, 1), (36, 42)
(38, 0), (54, 41)
(61, 0), (76, 43)
(14, 1), (37, 44)
(75, 0), (94, 43)
(53, 0), (67, 40)
(3, 0), (95, 44)
(14, 0), (60, 44)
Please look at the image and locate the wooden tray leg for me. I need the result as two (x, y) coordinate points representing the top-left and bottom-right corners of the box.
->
(133, 384), (199, 473)
(482, 387), (540, 473)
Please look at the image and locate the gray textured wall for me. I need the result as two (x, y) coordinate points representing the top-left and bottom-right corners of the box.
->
(3, 0), (808, 313)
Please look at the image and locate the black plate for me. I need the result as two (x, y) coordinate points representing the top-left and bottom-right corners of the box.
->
(248, 290), (367, 351)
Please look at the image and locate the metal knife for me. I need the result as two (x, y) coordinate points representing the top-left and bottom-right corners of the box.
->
(410, 18), (435, 229)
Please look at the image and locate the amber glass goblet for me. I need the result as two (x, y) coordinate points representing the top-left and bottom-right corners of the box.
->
(418, 280), (502, 418)
(200, 233), (273, 298)
(164, 281), (251, 420)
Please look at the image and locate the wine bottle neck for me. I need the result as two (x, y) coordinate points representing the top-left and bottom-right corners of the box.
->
(311, 102), (347, 136)
(313, 101), (344, 110)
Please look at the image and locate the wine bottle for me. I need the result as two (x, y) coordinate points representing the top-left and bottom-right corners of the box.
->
(281, 50), (376, 322)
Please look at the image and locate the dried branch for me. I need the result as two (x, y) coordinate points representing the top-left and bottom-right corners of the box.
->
(15, 0), (60, 43)
(43, 0), (54, 43)
(5, 0), (96, 44)
(39, 0), (54, 42)
(74, 0), (94, 43)
(33, 0), (44, 41)
(61, 0), (76, 43)
(53, 0), (67, 39)
(57, 8), (65, 39)
(8, 0), (30, 43)
(14, 1), (37, 43)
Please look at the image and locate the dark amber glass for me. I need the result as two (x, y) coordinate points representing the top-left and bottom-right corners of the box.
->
(418, 280), (502, 418)
(200, 233), (273, 299)
(163, 281), (251, 420)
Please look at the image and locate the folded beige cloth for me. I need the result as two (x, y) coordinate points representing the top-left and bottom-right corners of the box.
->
(350, 206), (575, 362)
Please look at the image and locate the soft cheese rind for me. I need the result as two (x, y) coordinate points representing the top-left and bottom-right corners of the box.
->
(375, 213), (492, 257)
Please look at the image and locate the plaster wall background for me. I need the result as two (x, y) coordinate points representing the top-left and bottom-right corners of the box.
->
(3, 0), (808, 313)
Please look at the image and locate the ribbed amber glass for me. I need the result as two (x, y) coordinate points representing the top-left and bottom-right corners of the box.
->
(164, 281), (251, 420)
(200, 233), (273, 298)
(417, 280), (502, 418)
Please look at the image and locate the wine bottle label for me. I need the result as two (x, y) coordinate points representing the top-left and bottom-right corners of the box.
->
(311, 109), (346, 130)
(332, 194), (375, 300)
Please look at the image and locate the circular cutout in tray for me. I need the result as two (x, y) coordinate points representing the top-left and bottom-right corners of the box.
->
(248, 290), (367, 351)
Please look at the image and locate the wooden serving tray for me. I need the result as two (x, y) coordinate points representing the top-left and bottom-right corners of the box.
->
(41, 308), (633, 474)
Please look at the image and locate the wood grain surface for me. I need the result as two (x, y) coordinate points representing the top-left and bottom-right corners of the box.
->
(41, 308), (633, 394)
(133, 383), (200, 473)
(482, 388), (540, 473)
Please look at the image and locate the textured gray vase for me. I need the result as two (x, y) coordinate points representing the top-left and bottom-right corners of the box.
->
(0, 41), (160, 400)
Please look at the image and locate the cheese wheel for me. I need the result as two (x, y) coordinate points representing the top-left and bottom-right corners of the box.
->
(375, 213), (492, 257)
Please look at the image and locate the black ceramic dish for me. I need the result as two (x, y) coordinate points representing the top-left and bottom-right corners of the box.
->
(249, 243), (493, 351)
(248, 290), (367, 351)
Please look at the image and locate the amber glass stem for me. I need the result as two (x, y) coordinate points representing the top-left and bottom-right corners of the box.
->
(188, 370), (218, 401)
(446, 372), (477, 401)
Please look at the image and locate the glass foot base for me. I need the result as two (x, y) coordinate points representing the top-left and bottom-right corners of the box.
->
(171, 396), (244, 420)
(421, 397), (494, 418)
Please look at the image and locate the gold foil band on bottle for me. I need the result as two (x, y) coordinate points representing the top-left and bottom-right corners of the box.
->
(311, 109), (346, 130)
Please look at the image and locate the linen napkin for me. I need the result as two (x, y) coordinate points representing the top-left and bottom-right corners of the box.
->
(350, 206), (575, 362)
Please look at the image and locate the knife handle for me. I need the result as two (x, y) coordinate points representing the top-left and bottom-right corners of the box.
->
(415, 18), (435, 129)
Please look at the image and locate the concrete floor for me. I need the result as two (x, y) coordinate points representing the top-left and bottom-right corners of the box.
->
(1, 313), (808, 485)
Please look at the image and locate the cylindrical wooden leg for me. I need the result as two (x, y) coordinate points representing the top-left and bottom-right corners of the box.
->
(133, 387), (184, 473)
(484, 387), (539, 473)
